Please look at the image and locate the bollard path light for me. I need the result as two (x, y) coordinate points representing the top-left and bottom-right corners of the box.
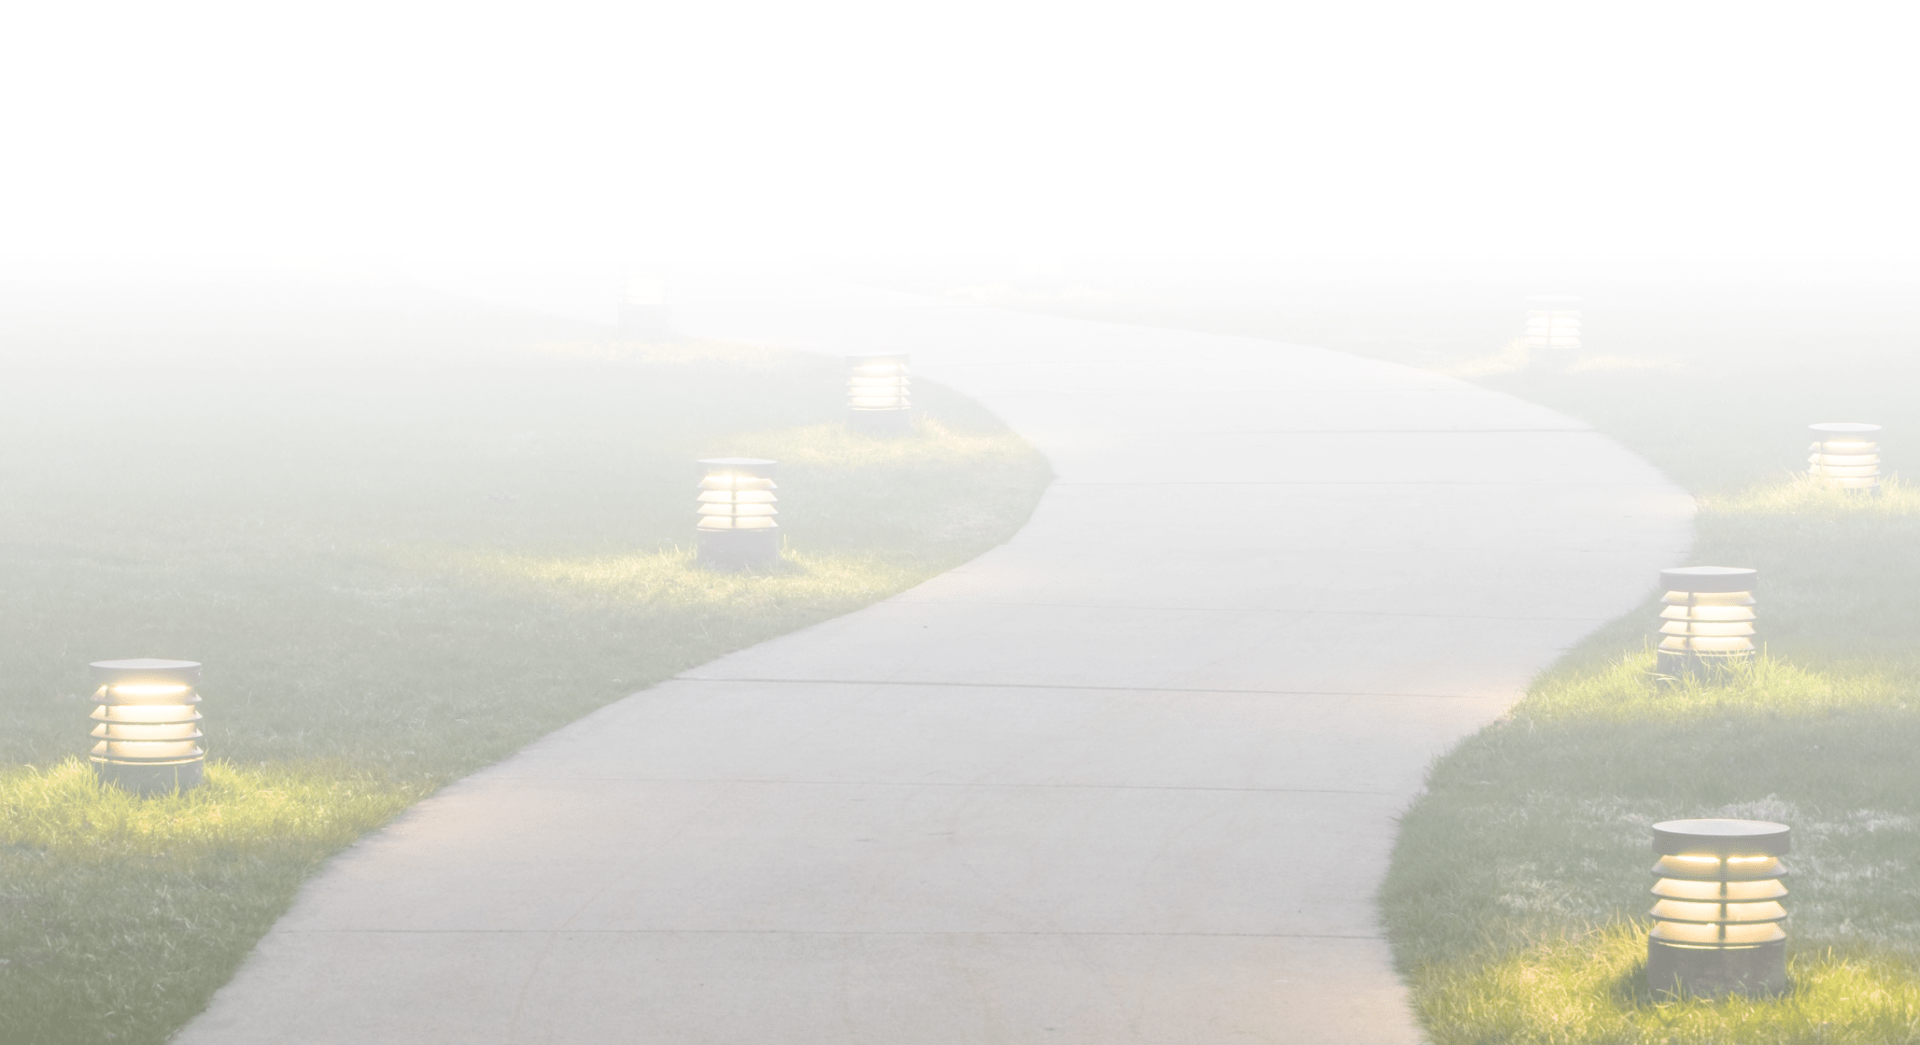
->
(1807, 423), (1881, 493)
(1647, 818), (1791, 997)
(89, 659), (205, 794)
(1524, 295), (1582, 351)
(1656, 567), (1758, 675)
(846, 354), (912, 436)
(695, 458), (780, 568)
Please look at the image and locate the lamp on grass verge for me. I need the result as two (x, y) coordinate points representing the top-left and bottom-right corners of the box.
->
(847, 354), (911, 436)
(1648, 818), (1791, 997)
(1808, 423), (1881, 493)
(695, 458), (780, 568)
(1656, 567), (1758, 675)
(1524, 296), (1582, 351)
(89, 659), (204, 794)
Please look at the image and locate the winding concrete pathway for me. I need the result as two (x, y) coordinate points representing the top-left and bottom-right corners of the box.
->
(177, 275), (1691, 1044)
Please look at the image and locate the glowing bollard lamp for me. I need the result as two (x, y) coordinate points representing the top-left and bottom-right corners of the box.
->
(1648, 818), (1792, 997)
(695, 458), (780, 568)
(846, 354), (912, 436)
(89, 659), (205, 794)
(1656, 566), (1759, 675)
(1524, 295), (1582, 351)
(1807, 423), (1881, 493)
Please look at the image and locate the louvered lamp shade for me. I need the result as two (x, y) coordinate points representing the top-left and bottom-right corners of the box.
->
(1807, 423), (1881, 492)
(89, 659), (205, 794)
(1656, 567), (1758, 675)
(1524, 295), (1582, 351)
(847, 354), (911, 436)
(695, 458), (780, 568)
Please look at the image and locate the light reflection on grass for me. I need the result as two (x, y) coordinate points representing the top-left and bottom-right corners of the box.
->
(463, 546), (919, 604)
(737, 415), (1030, 468)
(1703, 475), (1920, 517)
(1417, 924), (1920, 1045)
(1, 760), (421, 1042)
(1521, 649), (1911, 723)
(2, 758), (415, 862)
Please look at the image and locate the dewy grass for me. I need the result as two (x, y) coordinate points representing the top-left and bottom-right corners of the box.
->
(0, 760), (421, 1045)
(0, 281), (1050, 1044)
(1415, 925), (1920, 1045)
(1702, 474), (1920, 518)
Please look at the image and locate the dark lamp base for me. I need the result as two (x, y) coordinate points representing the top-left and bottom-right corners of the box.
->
(1655, 651), (1756, 677)
(848, 409), (912, 437)
(1647, 938), (1787, 998)
(619, 304), (672, 337)
(697, 528), (780, 569)
(94, 759), (205, 796)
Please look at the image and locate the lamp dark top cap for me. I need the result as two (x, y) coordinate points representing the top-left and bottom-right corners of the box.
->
(90, 659), (202, 684)
(1660, 566), (1759, 593)
(1809, 422), (1881, 435)
(1652, 818), (1791, 856)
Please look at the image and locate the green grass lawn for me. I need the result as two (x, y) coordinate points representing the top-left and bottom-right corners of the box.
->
(915, 264), (1920, 1043)
(0, 277), (1051, 1045)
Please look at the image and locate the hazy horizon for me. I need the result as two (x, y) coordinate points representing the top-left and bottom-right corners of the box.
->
(5, 0), (1917, 283)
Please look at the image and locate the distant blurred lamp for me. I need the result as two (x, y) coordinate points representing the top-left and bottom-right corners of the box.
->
(89, 659), (205, 794)
(619, 265), (671, 337)
(695, 458), (780, 567)
(847, 354), (912, 436)
(1807, 422), (1881, 493)
(1647, 818), (1791, 997)
(1656, 567), (1758, 675)
(1014, 251), (1066, 292)
(1524, 295), (1582, 351)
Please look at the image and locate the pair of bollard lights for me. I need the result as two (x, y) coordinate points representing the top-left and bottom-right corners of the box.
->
(1649, 565), (1793, 999)
(691, 354), (914, 569)
(1649, 570), (1793, 997)
(1661, 422), (1889, 670)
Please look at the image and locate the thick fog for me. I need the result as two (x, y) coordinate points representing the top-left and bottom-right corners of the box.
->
(3, 1), (1916, 279)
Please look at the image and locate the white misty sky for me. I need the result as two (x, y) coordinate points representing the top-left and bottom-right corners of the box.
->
(3, 0), (1915, 269)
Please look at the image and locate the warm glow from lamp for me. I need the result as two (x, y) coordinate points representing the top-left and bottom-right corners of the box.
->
(89, 659), (205, 794)
(1647, 818), (1791, 997)
(694, 457), (781, 568)
(1524, 295), (1582, 351)
(1807, 422), (1881, 493)
(1655, 566), (1758, 675)
(107, 683), (193, 699)
(846, 354), (912, 436)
